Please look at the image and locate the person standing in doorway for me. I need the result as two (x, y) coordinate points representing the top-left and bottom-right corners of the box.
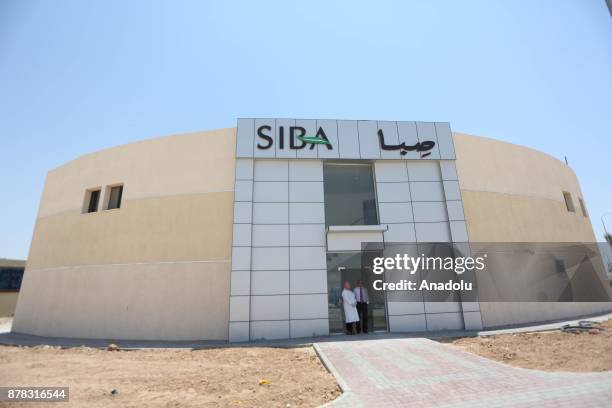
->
(354, 280), (370, 333)
(341, 281), (359, 335)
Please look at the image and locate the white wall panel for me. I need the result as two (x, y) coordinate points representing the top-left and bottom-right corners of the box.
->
(378, 202), (414, 223)
(387, 301), (425, 315)
(376, 182), (411, 202)
(252, 202), (288, 224)
(446, 201), (465, 221)
(337, 120), (360, 158)
(253, 118), (276, 158)
(384, 223), (417, 243)
(251, 296), (290, 320)
(289, 224), (326, 246)
(251, 270), (289, 295)
(412, 202), (449, 223)
(289, 181), (324, 202)
(450, 220), (469, 242)
(407, 161), (441, 182)
(435, 122), (456, 159)
(295, 119), (318, 159)
(290, 269), (327, 294)
(439, 160), (458, 180)
(374, 161), (408, 182)
(389, 314), (427, 332)
(290, 246), (327, 270)
(415, 122), (440, 160)
(251, 247), (289, 271)
(378, 121), (401, 159)
(410, 182), (445, 202)
(289, 202), (325, 224)
(414, 222), (451, 242)
(396, 121), (421, 160)
(275, 118), (297, 158)
(289, 160), (323, 181)
(231, 247), (251, 271)
(443, 180), (462, 201)
(463, 311), (483, 330)
(425, 312), (464, 331)
(290, 319), (329, 338)
(229, 296), (250, 322)
(290, 294), (328, 319)
(358, 120), (380, 159)
(252, 224), (289, 247)
(316, 119), (339, 159)
(253, 181), (288, 203)
(250, 321), (289, 340)
(232, 223), (252, 247)
(230, 271), (250, 296)
(229, 322), (249, 342)
(236, 118), (254, 158)
(235, 158), (253, 180)
(234, 180), (253, 202)
(233, 202), (252, 223)
(254, 160), (288, 181)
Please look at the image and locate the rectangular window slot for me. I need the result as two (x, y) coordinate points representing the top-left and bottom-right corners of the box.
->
(562, 191), (575, 213)
(578, 198), (588, 217)
(107, 185), (123, 210)
(323, 163), (378, 226)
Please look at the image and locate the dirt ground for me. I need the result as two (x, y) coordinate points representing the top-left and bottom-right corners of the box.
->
(0, 345), (341, 407)
(450, 319), (612, 372)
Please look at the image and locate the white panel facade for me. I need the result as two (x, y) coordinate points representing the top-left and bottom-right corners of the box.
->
(316, 119), (339, 159)
(396, 121), (421, 160)
(378, 121), (401, 159)
(416, 122), (441, 160)
(337, 120), (360, 158)
(275, 118), (297, 159)
(358, 120), (381, 159)
(289, 160), (323, 181)
(295, 119), (318, 159)
(236, 118), (254, 158)
(253, 118), (276, 158)
(230, 118), (475, 342)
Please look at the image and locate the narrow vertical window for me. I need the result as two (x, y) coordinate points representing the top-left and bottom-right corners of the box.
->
(87, 189), (101, 213)
(323, 163), (378, 226)
(562, 191), (575, 213)
(107, 185), (123, 210)
(578, 198), (588, 217)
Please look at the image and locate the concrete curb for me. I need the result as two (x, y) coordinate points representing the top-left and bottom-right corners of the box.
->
(313, 343), (351, 407)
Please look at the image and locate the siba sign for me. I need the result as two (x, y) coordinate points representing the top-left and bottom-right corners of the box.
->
(257, 125), (332, 150)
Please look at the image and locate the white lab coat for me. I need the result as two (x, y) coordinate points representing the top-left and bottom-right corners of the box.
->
(342, 288), (360, 323)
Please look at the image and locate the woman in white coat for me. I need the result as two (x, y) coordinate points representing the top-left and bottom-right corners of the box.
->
(341, 281), (360, 334)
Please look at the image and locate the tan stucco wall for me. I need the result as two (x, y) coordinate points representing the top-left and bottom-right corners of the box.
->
(0, 292), (19, 317)
(454, 133), (611, 328)
(13, 128), (237, 340)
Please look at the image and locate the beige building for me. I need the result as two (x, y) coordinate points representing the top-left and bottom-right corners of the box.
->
(12, 119), (612, 342)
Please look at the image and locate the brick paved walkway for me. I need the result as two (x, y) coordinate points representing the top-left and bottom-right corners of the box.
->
(315, 338), (612, 407)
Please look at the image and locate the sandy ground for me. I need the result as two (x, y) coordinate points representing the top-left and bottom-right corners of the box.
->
(450, 319), (612, 372)
(0, 345), (341, 407)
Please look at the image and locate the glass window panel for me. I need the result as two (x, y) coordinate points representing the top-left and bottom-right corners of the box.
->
(87, 190), (100, 213)
(323, 163), (378, 226)
(108, 186), (123, 210)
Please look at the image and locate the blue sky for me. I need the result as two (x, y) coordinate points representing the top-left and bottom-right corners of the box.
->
(1, 0), (611, 259)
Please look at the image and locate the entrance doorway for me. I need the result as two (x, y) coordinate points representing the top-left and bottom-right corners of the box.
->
(326, 251), (388, 334)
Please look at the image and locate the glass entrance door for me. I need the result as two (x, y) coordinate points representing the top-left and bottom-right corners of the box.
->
(326, 251), (388, 334)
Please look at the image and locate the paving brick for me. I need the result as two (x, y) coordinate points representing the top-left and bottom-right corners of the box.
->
(317, 338), (612, 407)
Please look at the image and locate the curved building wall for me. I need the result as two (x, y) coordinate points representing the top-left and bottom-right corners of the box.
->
(13, 128), (236, 340)
(454, 133), (612, 328)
